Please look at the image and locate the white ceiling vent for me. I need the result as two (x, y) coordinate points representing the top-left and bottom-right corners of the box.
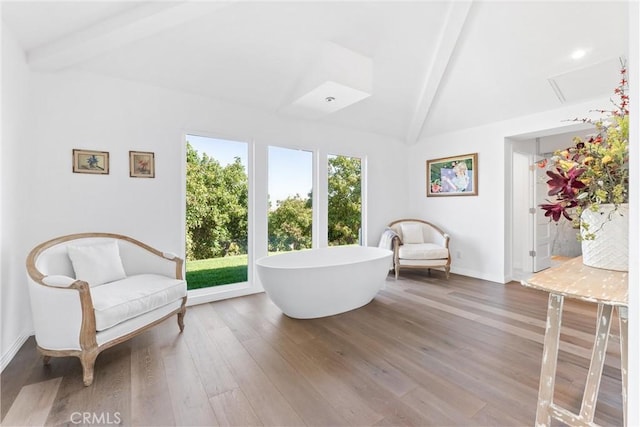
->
(547, 57), (622, 104)
(281, 42), (373, 119)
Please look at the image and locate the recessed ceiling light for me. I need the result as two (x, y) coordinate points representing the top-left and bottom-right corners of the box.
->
(571, 49), (586, 60)
(325, 96), (336, 102)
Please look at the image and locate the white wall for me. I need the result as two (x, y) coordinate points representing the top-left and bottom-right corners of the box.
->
(0, 66), (409, 365)
(407, 98), (610, 283)
(1, 26), (33, 370)
(25, 69), (408, 249)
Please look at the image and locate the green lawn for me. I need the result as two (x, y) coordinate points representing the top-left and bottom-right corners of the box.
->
(186, 254), (248, 290)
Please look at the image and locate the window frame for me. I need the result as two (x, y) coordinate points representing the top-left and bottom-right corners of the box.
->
(181, 133), (368, 305)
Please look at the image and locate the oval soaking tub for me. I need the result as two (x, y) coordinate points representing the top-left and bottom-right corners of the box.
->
(256, 246), (393, 319)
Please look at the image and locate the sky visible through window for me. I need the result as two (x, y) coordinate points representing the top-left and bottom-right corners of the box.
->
(268, 146), (313, 207)
(187, 135), (312, 205)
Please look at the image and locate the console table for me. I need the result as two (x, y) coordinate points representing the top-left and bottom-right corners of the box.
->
(521, 256), (628, 427)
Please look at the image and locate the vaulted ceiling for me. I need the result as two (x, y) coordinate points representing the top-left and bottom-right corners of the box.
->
(1, 1), (629, 143)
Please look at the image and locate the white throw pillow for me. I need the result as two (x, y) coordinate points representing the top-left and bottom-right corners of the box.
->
(401, 223), (424, 244)
(67, 241), (126, 287)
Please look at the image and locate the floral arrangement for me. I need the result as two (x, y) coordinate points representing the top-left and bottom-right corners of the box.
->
(539, 60), (629, 239)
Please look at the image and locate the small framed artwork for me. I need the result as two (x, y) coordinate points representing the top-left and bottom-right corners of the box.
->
(72, 149), (109, 174)
(129, 151), (155, 178)
(426, 153), (478, 197)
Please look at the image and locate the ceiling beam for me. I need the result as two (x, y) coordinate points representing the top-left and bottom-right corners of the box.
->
(28, 1), (233, 72)
(405, 0), (472, 145)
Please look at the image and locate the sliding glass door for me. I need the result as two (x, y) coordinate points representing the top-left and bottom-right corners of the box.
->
(185, 134), (248, 289)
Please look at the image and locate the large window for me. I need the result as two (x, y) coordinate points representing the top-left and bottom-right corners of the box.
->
(328, 154), (362, 246)
(182, 138), (367, 301)
(268, 146), (313, 253)
(185, 135), (248, 289)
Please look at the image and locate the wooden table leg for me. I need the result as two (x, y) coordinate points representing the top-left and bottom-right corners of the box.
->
(536, 293), (564, 427)
(579, 303), (613, 423)
(618, 306), (628, 427)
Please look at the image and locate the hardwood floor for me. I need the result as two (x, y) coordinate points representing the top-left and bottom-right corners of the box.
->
(1, 271), (623, 426)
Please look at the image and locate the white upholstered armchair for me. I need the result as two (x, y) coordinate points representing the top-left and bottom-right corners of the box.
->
(388, 219), (451, 279)
(26, 233), (187, 386)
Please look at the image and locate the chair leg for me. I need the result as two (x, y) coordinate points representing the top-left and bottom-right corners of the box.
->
(177, 309), (186, 332)
(80, 349), (99, 386)
(445, 266), (450, 279)
(394, 263), (399, 280)
(177, 297), (187, 332)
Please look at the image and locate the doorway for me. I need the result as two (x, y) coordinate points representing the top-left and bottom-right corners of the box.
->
(508, 127), (592, 281)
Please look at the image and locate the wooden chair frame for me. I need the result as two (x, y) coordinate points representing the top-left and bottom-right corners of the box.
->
(26, 232), (187, 386)
(388, 219), (451, 279)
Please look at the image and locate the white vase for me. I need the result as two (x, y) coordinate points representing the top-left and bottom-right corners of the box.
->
(580, 203), (629, 271)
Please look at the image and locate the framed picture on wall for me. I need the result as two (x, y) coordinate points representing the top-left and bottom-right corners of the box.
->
(129, 151), (155, 178)
(426, 153), (478, 197)
(72, 149), (109, 174)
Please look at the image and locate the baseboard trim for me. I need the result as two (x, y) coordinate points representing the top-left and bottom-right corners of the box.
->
(1, 330), (31, 373)
(187, 285), (263, 307)
(450, 266), (506, 284)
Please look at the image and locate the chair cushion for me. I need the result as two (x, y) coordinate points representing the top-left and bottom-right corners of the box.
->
(399, 243), (449, 260)
(90, 274), (186, 331)
(67, 241), (126, 287)
(400, 223), (424, 244)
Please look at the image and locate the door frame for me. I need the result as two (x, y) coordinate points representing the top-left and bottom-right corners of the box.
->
(504, 123), (594, 282)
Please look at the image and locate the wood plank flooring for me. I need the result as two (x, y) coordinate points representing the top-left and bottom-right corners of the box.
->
(1, 271), (624, 426)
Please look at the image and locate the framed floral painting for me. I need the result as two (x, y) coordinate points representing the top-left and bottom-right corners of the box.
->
(426, 153), (478, 197)
(72, 149), (109, 174)
(129, 151), (155, 178)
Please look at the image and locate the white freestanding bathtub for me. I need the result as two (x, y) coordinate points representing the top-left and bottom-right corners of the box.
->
(255, 246), (393, 319)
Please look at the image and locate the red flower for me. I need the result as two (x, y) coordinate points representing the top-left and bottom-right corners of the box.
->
(545, 167), (586, 198)
(540, 201), (577, 222)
